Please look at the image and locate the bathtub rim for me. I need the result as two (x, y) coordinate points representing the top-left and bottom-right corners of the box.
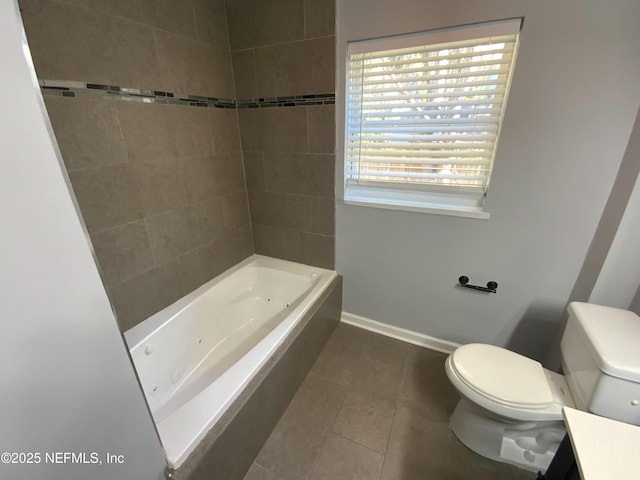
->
(124, 254), (335, 350)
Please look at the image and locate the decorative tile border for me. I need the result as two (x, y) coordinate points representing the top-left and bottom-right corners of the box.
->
(236, 94), (335, 108)
(39, 79), (335, 109)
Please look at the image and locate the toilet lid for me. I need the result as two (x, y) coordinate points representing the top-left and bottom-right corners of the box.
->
(451, 344), (553, 409)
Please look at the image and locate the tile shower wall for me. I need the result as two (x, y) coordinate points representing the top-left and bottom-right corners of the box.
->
(228, 0), (337, 269)
(20, 0), (252, 331)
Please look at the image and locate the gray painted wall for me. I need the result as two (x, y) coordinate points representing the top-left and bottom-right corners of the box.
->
(0, 2), (166, 479)
(630, 285), (640, 317)
(335, 0), (640, 364)
(589, 109), (640, 309)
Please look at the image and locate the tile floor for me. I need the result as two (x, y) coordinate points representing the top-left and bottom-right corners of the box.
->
(243, 323), (537, 480)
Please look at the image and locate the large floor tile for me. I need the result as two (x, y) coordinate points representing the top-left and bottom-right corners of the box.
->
(310, 323), (372, 386)
(399, 346), (459, 424)
(256, 373), (346, 480)
(310, 433), (384, 480)
(249, 324), (540, 480)
(330, 330), (411, 453)
(242, 463), (280, 480)
(356, 333), (411, 391)
(380, 401), (452, 480)
(331, 379), (397, 454)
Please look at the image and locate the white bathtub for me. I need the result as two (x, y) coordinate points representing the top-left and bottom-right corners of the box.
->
(124, 255), (336, 468)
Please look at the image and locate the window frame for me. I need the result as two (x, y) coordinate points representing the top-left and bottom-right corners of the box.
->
(342, 19), (522, 219)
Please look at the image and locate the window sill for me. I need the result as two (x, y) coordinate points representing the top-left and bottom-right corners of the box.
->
(343, 197), (491, 220)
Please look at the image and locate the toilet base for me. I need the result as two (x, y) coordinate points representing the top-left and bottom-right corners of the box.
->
(449, 397), (565, 472)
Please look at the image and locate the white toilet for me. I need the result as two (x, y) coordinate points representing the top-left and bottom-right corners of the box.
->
(445, 301), (640, 472)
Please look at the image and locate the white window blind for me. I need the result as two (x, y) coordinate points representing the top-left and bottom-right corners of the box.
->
(345, 19), (521, 212)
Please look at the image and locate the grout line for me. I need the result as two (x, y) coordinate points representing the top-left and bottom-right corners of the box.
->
(302, 0), (307, 39)
(89, 217), (146, 237)
(111, 240), (206, 290)
(330, 430), (387, 459)
(378, 400), (401, 478)
(190, 2), (200, 45)
(250, 49), (259, 97)
(233, 97), (256, 255)
(53, 0), (229, 54)
(306, 106), (310, 154)
(141, 216), (161, 267)
(231, 33), (335, 53)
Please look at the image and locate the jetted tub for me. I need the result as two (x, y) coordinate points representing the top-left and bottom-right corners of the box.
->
(124, 255), (337, 468)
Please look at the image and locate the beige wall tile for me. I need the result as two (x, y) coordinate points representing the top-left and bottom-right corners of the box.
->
(182, 153), (245, 204)
(231, 50), (258, 99)
(212, 152), (248, 195)
(166, 105), (213, 157)
(263, 153), (334, 197)
(307, 105), (335, 154)
(193, 197), (228, 244)
(209, 108), (242, 153)
(56, 0), (154, 26)
(226, 0), (304, 50)
(243, 152), (266, 191)
(182, 155), (219, 203)
(269, 226), (303, 264)
(154, 0), (198, 39)
(109, 251), (203, 331)
(21, 1), (162, 89)
(222, 191), (251, 229)
(132, 158), (187, 217)
(144, 199), (226, 265)
(65, 0), (202, 41)
(69, 164), (144, 232)
(253, 37), (335, 97)
(304, 0), (335, 38)
(117, 101), (174, 162)
(193, 0), (230, 48)
(45, 96), (127, 170)
(197, 225), (253, 281)
(90, 220), (155, 287)
(311, 197), (334, 235)
(249, 191), (311, 230)
(252, 223), (273, 256)
(301, 233), (334, 269)
(153, 29), (235, 97)
(238, 107), (308, 152)
(145, 206), (204, 264)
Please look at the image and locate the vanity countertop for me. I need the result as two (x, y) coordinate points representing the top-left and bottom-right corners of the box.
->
(562, 406), (640, 480)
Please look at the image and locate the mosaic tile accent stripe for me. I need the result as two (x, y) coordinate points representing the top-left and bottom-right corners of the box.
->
(236, 94), (335, 108)
(39, 80), (335, 109)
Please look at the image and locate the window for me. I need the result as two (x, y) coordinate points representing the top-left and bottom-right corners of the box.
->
(344, 19), (521, 218)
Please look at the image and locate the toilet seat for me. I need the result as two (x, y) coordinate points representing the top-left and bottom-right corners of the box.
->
(450, 344), (553, 409)
(445, 345), (567, 422)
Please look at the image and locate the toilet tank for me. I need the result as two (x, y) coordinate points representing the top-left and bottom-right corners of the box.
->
(561, 302), (640, 425)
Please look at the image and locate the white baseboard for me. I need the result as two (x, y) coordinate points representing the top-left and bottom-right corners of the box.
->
(341, 312), (460, 355)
